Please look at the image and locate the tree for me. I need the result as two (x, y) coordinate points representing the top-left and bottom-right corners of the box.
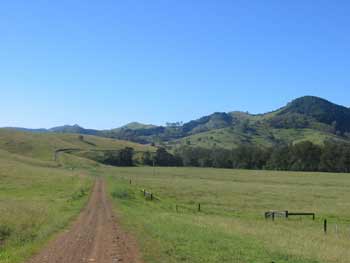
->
(266, 145), (291, 170)
(141, 151), (153, 166)
(118, 147), (134, 166)
(289, 141), (321, 171)
(155, 147), (182, 166)
(102, 147), (134, 166)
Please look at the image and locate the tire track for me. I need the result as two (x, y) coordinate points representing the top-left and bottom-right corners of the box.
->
(28, 178), (142, 263)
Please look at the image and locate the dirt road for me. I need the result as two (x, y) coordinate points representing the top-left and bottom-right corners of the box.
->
(28, 178), (142, 263)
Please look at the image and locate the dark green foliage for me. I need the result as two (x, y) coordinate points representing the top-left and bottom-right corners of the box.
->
(266, 142), (322, 171)
(231, 145), (271, 169)
(268, 113), (311, 129)
(155, 147), (182, 166)
(278, 96), (350, 133)
(101, 147), (134, 166)
(175, 146), (213, 167)
(265, 145), (291, 170)
(319, 141), (350, 172)
(211, 148), (233, 168)
(158, 141), (350, 173)
(290, 141), (322, 171)
(111, 189), (134, 200)
(141, 151), (153, 166)
(0, 225), (12, 241)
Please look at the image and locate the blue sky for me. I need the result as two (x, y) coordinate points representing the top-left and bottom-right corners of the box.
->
(1, 1), (349, 129)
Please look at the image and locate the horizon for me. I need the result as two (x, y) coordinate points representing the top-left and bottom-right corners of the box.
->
(2, 94), (349, 130)
(1, 1), (350, 129)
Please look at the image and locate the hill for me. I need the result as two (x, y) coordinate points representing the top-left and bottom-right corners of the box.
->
(6, 96), (350, 149)
(0, 129), (154, 162)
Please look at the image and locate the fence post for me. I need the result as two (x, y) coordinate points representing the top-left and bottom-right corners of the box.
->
(151, 193), (153, 200)
(129, 179), (132, 185)
(198, 203), (201, 212)
(335, 224), (338, 236)
(285, 210), (289, 219)
(312, 213), (315, 220)
(272, 212), (275, 221)
(324, 219), (327, 234)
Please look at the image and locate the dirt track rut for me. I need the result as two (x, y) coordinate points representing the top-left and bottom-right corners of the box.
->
(28, 178), (142, 263)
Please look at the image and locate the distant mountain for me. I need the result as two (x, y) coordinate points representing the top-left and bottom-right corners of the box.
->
(182, 112), (233, 134)
(49, 124), (99, 135)
(114, 122), (157, 131)
(4, 127), (48, 133)
(274, 96), (350, 132)
(6, 96), (350, 149)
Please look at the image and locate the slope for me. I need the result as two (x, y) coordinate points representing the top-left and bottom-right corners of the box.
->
(0, 129), (154, 162)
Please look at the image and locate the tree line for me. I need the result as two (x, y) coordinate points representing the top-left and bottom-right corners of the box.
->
(98, 140), (350, 173)
(142, 140), (350, 173)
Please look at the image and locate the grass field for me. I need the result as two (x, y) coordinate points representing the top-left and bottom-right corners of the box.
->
(1, 129), (350, 262)
(105, 166), (350, 263)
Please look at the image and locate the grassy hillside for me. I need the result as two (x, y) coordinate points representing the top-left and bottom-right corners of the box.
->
(0, 129), (154, 161)
(106, 166), (350, 263)
(168, 126), (347, 149)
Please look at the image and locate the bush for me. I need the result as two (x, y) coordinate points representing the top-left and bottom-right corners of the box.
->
(111, 189), (134, 200)
(0, 225), (12, 241)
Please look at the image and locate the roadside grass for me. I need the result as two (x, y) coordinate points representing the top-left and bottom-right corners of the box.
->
(0, 155), (93, 263)
(106, 166), (350, 263)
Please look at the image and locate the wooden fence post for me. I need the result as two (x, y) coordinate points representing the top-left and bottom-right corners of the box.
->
(129, 179), (132, 185)
(324, 219), (327, 234)
(198, 203), (201, 212)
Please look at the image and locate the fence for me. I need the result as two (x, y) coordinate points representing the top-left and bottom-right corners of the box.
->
(123, 176), (347, 235)
(265, 211), (315, 220)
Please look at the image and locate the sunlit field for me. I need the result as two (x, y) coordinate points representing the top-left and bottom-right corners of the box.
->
(106, 166), (350, 263)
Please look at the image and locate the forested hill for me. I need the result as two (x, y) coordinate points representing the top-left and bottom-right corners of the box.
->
(6, 96), (350, 148)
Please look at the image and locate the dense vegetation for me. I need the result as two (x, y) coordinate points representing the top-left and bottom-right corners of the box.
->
(134, 140), (350, 173)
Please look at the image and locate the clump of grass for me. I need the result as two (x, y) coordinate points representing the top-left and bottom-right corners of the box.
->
(111, 189), (135, 200)
(0, 225), (11, 242)
(68, 188), (89, 202)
